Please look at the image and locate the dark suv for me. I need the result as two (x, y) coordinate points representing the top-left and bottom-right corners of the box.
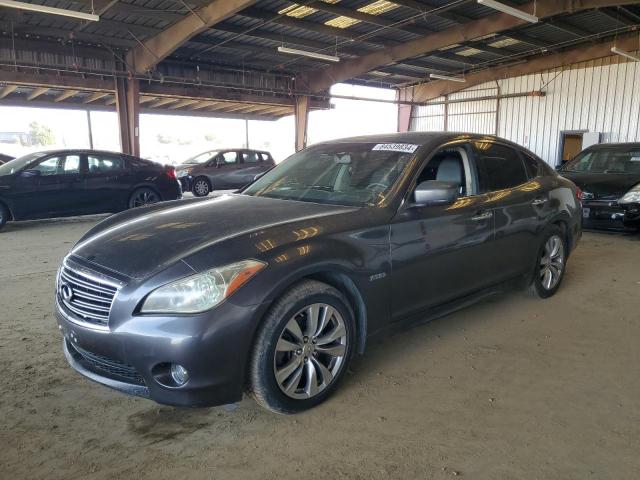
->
(175, 148), (275, 196)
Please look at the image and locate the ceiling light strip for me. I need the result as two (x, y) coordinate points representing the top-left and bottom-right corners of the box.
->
(0, 0), (99, 21)
(278, 46), (340, 62)
(477, 0), (538, 23)
(430, 73), (466, 83)
(611, 46), (640, 62)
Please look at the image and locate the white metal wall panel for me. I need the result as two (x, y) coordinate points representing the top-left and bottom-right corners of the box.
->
(410, 52), (640, 165)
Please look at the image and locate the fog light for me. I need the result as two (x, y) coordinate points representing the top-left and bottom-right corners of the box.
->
(170, 364), (189, 385)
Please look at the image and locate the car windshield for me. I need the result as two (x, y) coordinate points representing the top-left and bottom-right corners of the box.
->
(563, 148), (640, 174)
(0, 152), (48, 176)
(242, 142), (418, 207)
(182, 151), (218, 165)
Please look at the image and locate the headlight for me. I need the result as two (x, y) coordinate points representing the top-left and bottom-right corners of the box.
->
(177, 169), (190, 178)
(140, 259), (266, 314)
(619, 184), (640, 204)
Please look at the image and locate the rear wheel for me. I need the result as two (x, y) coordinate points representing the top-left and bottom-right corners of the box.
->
(0, 203), (8, 230)
(128, 187), (160, 209)
(248, 280), (355, 414)
(529, 226), (567, 298)
(192, 177), (210, 197)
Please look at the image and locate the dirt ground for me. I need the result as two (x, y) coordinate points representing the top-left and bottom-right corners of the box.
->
(0, 215), (639, 480)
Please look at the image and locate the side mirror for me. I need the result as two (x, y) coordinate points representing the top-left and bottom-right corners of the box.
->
(20, 169), (41, 178)
(413, 180), (459, 206)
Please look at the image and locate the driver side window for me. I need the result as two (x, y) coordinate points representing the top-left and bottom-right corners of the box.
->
(413, 148), (472, 201)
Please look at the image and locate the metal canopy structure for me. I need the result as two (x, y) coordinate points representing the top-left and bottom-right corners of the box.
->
(1, 0), (640, 153)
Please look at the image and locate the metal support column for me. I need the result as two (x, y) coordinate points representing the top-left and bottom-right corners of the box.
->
(115, 77), (140, 156)
(294, 95), (309, 152)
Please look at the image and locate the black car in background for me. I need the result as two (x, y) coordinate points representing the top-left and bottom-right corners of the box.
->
(0, 153), (14, 165)
(558, 143), (640, 230)
(175, 148), (275, 196)
(0, 150), (181, 230)
(55, 133), (581, 413)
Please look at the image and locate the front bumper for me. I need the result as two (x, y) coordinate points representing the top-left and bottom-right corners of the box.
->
(620, 202), (640, 229)
(56, 294), (268, 407)
(178, 175), (192, 192)
(581, 200), (630, 231)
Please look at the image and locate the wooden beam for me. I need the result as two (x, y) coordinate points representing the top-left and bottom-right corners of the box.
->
(83, 92), (109, 104)
(302, 0), (640, 93)
(0, 85), (18, 99)
(401, 33), (640, 103)
(26, 87), (49, 101)
(54, 90), (79, 102)
(126, 0), (257, 74)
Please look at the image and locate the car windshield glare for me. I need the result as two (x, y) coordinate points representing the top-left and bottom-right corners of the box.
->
(0, 152), (48, 176)
(183, 151), (219, 165)
(242, 142), (417, 207)
(563, 148), (640, 174)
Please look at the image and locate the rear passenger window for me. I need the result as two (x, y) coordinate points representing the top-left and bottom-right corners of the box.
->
(242, 151), (260, 163)
(522, 152), (541, 179)
(474, 143), (528, 193)
(88, 155), (123, 173)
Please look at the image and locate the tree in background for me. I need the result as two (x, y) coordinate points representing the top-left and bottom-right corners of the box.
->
(29, 121), (55, 146)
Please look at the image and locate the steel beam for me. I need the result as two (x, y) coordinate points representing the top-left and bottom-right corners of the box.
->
(301, 0), (640, 93)
(115, 78), (140, 156)
(294, 96), (309, 152)
(126, 0), (257, 74)
(400, 33), (640, 103)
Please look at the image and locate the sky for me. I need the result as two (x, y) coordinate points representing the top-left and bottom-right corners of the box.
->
(0, 83), (398, 164)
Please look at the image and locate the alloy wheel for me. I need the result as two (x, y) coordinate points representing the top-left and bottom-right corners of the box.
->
(131, 189), (159, 208)
(273, 303), (348, 400)
(193, 179), (209, 196)
(540, 234), (565, 290)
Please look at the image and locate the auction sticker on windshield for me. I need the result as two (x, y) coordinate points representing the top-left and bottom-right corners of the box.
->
(372, 143), (420, 153)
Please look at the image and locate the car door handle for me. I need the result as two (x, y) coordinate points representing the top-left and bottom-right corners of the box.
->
(532, 198), (548, 206)
(471, 211), (493, 221)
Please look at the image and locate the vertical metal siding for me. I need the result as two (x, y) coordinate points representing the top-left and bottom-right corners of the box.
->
(410, 52), (640, 165)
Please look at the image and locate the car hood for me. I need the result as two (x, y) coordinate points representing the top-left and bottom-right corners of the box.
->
(70, 194), (357, 279)
(560, 172), (640, 200)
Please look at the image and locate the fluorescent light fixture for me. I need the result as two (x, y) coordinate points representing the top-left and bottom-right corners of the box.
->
(430, 73), (466, 83)
(611, 46), (640, 62)
(0, 0), (99, 21)
(477, 0), (538, 23)
(277, 46), (340, 62)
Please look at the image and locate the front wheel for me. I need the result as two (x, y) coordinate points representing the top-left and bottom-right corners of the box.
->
(529, 226), (567, 298)
(192, 177), (211, 197)
(248, 280), (355, 414)
(128, 187), (160, 209)
(0, 203), (8, 230)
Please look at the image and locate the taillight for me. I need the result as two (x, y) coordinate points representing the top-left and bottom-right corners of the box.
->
(575, 187), (583, 202)
(166, 167), (176, 180)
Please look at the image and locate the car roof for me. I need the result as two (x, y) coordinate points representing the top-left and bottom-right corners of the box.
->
(22, 149), (150, 161)
(312, 132), (525, 151)
(587, 142), (640, 149)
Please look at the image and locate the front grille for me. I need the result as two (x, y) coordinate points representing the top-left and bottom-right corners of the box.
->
(58, 264), (120, 327)
(68, 341), (145, 386)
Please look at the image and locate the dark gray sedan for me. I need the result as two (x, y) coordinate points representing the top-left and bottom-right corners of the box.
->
(175, 148), (275, 196)
(55, 133), (581, 414)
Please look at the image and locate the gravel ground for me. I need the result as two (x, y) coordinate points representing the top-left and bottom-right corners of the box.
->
(0, 215), (639, 480)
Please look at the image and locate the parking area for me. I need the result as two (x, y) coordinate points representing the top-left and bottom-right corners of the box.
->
(1, 217), (638, 480)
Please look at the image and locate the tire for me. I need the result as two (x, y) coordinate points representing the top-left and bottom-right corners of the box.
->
(192, 177), (211, 197)
(0, 203), (8, 230)
(128, 187), (161, 209)
(528, 225), (567, 298)
(248, 280), (355, 414)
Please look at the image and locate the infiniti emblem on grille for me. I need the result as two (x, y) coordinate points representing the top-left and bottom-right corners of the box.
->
(59, 283), (74, 302)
